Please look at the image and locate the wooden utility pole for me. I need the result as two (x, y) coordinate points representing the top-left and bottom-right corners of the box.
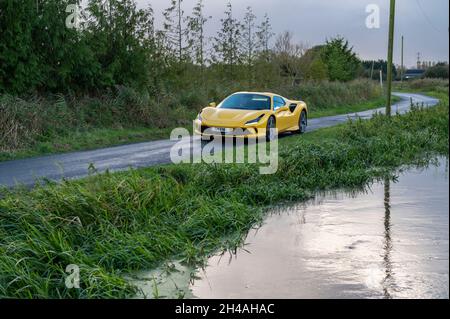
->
(401, 36), (404, 83)
(386, 0), (396, 116)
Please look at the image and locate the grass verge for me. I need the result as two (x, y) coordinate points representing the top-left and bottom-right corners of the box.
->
(309, 95), (400, 119)
(0, 91), (448, 298)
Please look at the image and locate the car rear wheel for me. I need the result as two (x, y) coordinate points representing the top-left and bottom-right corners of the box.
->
(298, 110), (307, 134)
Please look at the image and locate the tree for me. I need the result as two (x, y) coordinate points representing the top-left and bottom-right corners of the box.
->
(187, 0), (210, 67)
(162, 0), (190, 62)
(213, 2), (242, 77)
(308, 58), (328, 81)
(0, 0), (41, 93)
(274, 31), (309, 85)
(242, 6), (256, 66)
(321, 37), (361, 81)
(361, 60), (397, 80)
(85, 0), (155, 89)
(299, 46), (329, 81)
(0, 0), (93, 93)
(256, 13), (274, 60)
(140, 5), (171, 93)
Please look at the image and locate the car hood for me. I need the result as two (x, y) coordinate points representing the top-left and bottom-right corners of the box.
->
(201, 107), (267, 126)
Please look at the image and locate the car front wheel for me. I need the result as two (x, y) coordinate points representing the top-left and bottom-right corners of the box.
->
(266, 116), (276, 142)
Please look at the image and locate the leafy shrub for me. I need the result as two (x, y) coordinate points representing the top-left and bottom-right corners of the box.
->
(425, 64), (449, 79)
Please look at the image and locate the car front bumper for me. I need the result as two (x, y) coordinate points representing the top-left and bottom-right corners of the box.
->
(193, 119), (266, 139)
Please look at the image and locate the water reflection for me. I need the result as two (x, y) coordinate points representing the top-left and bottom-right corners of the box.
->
(191, 158), (449, 299)
(382, 177), (393, 299)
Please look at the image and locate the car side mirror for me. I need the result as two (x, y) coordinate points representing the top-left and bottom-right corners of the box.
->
(209, 102), (216, 107)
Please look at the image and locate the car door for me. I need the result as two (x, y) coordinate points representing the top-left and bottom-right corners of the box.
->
(273, 96), (293, 131)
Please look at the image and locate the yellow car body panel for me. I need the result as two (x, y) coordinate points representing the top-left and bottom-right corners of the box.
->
(194, 92), (308, 139)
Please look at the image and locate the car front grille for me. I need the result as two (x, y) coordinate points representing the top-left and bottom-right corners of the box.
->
(201, 126), (253, 136)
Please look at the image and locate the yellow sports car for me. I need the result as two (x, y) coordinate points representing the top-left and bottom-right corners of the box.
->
(194, 92), (308, 141)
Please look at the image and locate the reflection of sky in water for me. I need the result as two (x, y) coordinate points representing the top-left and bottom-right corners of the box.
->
(191, 158), (449, 299)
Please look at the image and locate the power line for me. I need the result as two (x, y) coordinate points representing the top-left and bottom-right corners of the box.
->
(415, 0), (447, 34)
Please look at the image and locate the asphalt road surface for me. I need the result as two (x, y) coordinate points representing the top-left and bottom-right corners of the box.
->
(0, 92), (440, 188)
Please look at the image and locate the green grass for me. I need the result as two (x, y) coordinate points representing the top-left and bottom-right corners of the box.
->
(0, 89), (448, 298)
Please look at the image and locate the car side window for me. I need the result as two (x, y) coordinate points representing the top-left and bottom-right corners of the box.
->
(273, 96), (286, 110)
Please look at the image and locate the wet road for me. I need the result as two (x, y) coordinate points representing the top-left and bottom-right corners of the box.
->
(0, 92), (439, 187)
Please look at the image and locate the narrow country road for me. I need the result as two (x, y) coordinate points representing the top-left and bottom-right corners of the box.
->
(0, 92), (440, 188)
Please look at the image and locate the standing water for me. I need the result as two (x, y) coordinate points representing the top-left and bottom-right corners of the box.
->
(131, 158), (449, 299)
(190, 158), (449, 299)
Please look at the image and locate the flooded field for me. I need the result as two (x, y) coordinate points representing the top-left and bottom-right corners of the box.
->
(133, 157), (449, 299)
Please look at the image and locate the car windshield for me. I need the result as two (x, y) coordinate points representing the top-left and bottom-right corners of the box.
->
(219, 94), (271, 110)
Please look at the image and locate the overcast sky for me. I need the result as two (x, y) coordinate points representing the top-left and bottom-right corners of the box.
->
(135, 0), (449, 68)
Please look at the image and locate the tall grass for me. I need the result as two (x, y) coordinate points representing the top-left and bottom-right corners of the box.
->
(395, 78), (449, 94)
(0, 88), (194, 154)
(278, 79), (382, 111)
(0, 95), (448, 298)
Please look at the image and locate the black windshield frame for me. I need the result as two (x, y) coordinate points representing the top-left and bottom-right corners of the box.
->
(219, 94), (272, 110)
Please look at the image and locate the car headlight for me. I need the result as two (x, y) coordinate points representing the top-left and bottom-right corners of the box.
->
(245, 115), (265, 125)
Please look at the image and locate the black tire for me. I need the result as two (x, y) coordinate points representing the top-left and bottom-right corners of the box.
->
(266, 116), (276, 142)
(298, 110), (307, 134)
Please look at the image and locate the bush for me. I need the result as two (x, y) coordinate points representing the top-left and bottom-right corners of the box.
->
(425, 64), (449, 79)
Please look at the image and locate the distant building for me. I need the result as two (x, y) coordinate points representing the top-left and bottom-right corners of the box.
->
(403, 69), (425, 80)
